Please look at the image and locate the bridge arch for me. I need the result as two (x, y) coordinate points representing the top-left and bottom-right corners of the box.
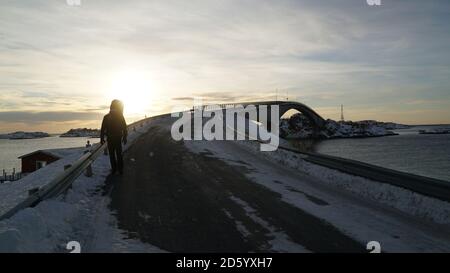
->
(203, 100), (326, 131)
(277, 101), (326, 129)
(241, 101), (325, 130)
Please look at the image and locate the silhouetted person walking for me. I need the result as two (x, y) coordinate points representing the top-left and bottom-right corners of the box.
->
(101, 99), (128, 175)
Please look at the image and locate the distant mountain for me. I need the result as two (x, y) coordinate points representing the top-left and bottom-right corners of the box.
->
(0, 131), (50, 139)
(354, 120), (410, 130)
(60, 128), (100, 138)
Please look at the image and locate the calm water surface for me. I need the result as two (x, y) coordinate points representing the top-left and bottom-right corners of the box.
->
(291, 125), (450, 182)
(0, 136), (99, 173)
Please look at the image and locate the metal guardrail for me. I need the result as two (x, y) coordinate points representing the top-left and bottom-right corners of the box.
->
(0, 142), (106, 221)
(0, 117), (152, 221)
(278, 146), (450, 203)
(0, 169), (22, 183)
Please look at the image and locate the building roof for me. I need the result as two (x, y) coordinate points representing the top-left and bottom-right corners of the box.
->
(18, 147), (85, 159)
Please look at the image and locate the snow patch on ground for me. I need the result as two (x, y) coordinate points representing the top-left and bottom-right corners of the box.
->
(222, 209), (251, 238)
(240, 141), (450, 225)
(0, 147), (86, 216)
(0, 118), (165, 252)
(185, 138), (450, 252)
(0, 150), (164, 252)
(229, 195), (310, 253)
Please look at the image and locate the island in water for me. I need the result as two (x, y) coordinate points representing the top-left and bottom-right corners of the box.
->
(60, 128), (100, 138)
(280, 113), (410, 139)
(0, 131), (50, 139)
(419, 128), (450, 134)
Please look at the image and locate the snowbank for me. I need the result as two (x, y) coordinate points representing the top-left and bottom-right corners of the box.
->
(0, 118), (165, 252)
(238, 140), (450, 225)
(0, 152), (163, 252)
(0, 147), (87, 216)
(184, 136), (450, 252)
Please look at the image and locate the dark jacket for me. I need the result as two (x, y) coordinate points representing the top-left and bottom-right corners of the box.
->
(100, 110), (127, 143)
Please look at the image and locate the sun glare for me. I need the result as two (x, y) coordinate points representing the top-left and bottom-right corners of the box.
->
(107, 69), (155, 117)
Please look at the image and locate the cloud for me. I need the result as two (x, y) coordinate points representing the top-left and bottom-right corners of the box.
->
(172, 91), (281, 104)
(0, 111), (103, 124)
(0, 0), (449, 124)
(83, 105), (110, 112)
(404, 99), (448, 106)
(171, 97), (194, 101)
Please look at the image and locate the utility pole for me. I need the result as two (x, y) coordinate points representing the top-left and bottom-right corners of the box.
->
(276, 89), (278, 102)
(340, 104), (344, 122)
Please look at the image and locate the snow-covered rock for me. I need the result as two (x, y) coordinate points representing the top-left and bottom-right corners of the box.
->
(60, 128), (100, 138)
(419, 128), (450, 134)
(0, 132), (50, 139)
(280, 113), (400, 139)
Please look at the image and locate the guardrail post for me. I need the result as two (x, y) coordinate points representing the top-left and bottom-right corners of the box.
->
(82, 150), (93, 177)
(85, 165), (93, 177)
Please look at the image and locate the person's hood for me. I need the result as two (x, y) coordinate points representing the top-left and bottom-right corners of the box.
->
(109, 108), (123, 116)
(110, 99), (124, 114)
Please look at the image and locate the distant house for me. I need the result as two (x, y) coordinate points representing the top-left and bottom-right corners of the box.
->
(18, 150), (62, 173)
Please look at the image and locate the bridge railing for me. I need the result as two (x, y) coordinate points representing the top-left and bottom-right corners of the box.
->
(190, 101), (284, 112)
(280, 147), (450, 203)
(0, 169), (22, 183)
(190, 101), (326, 129)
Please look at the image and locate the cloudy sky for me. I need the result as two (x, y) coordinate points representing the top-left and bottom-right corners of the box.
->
(1, 0), (450, 133)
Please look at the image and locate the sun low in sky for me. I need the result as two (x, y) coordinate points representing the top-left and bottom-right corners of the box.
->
(105, 68), (158, 117)
(0, 0), (450, 133)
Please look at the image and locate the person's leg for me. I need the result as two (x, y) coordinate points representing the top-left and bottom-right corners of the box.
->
(116, 140), (124, 174)
(108, 142), (117, 173)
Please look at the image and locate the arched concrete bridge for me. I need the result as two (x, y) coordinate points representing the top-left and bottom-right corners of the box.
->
(198, 100), (326, 129)
(245, 101), (326, 129)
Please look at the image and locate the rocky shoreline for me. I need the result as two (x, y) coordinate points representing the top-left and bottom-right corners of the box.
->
(280, 113), (409, 140)
(60, 128), (100, 138)
(0, 131), (50, 140)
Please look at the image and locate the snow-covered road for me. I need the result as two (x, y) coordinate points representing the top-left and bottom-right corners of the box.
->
(108, 115), (450, 252)
(185, 137), (450, 252)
